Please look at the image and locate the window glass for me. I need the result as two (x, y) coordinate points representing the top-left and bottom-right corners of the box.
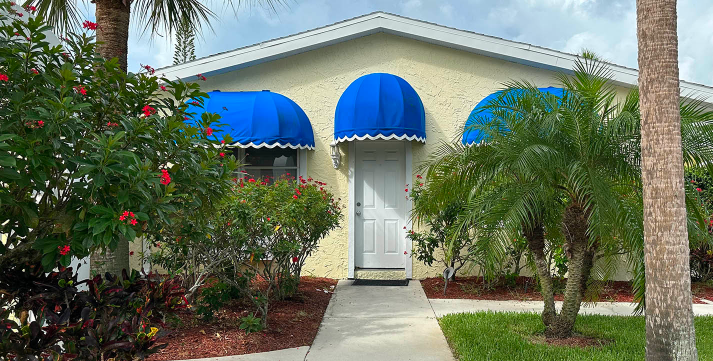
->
(232, 148), (299, 182)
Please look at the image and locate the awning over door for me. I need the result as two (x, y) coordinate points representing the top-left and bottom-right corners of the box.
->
(186, 91), (315, 149)
(462, 87), (564, 146)
(334, 73), (426, 143)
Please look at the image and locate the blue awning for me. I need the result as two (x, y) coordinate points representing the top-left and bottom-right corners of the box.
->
(334, 73), (426, 143)
(186, 91), (315, 149)
(462, 87), (564, 146)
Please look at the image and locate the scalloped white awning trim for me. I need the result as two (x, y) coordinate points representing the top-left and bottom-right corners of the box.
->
(225, 141), (315, 150)
(334, 133), (426, 143)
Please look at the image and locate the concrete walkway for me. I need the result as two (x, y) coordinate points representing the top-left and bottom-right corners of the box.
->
(305, 280), (455, 361)
(429, 298), (713, 318)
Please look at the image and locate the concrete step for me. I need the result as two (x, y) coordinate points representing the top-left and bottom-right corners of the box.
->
(353, 268), (406, 280)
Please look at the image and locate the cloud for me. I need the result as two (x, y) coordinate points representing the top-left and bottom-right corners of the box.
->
(400, 0), (423, 13)
(439, 4), (454, 18)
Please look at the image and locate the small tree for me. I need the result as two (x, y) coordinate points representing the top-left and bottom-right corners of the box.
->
(173, 18), (196, 65)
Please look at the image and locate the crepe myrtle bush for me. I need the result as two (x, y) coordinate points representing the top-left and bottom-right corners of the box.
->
(151, 174), (342, 328)
(0, 3), (237, 272)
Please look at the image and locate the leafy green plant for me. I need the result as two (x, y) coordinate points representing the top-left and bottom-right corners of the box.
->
(239, 313), (263, 334)
(195, 280), (242, 320)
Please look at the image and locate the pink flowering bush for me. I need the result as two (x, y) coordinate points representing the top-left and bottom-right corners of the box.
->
(151, 174), (342, 328)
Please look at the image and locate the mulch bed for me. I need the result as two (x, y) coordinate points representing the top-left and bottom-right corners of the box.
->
(148, 277), (337, 361)
(422, 276), (713, 304)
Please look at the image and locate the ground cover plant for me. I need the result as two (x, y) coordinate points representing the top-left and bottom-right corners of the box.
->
(439, 312), (713, 361)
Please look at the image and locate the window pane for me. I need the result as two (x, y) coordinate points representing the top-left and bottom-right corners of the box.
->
(241, 148), (297, 167)
(242, 168), (297, 182)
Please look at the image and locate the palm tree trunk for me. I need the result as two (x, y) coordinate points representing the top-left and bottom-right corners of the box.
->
(95, 0), (130, 72)
(546, 204), (596, 339)
(524, 224), (556, 327)
(90, 0), (131, 276)
(637, 0), (698, 359)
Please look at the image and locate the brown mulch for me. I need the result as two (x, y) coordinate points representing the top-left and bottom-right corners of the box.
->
(529, 334), (614, 348)
(148, 277), (337, 361)
(421, 276), (713, 304)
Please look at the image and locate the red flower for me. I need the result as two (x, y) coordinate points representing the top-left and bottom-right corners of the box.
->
(416, 174), (422, 179)
(160, 169), (171, 185)
(205, 127), (213, 136)
(160, 85), (167, 91)
(130, 219), (138, 226)
(419, 183), (424, 186)
(16, 12), (23, 17)
(73, 85), (87, 95)
(697, 188), (703, 192)
(292, 256), (299, 263)
(107, 121), (119, 127)
(119, 215), (126, 221)
(219, 152), (225, 158)
(191, 101), (199, 106)
(293, 195), (298, 199)
(58, 245), (70, 256)
(27, 5), (36, 12)
(404, 251), (408, 255)
(248, 178), (256, 183)
(82, 20), (98, 30)
(142, 105), (155, 117)
(142, 64), (155, 75)
(405, 188), (408, 192)
(267, 217), (271, 221)
(184, 116), (189, 120)
(129, 251), (134, 256)
(220, 140), (225, 144)
(196, 73), (207, 81)
(691, 180), (696, 183)
(30, 68), (38, 75)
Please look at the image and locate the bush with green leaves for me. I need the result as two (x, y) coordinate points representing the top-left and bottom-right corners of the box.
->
(0, 4), (235, 358)
(151, 174), (342, 328)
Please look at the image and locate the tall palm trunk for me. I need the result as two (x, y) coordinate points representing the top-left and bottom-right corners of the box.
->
(90, 0), (131, 275)
(637, 0), (698, 360)
(95, 0), (130, 72)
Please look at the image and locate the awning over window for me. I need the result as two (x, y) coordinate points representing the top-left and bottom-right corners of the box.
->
(334, 73), (426, 143)
(186, 91), (315, 149)
(462, 87), (564, 146)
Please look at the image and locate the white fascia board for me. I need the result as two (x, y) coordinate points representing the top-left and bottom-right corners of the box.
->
(158, 12), (713, 103)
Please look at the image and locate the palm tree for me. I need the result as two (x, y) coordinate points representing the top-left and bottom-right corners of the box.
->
(420, 57), (713, 339)
(28, 0), (282, 72)
(637, 0), (699, 359)
(26, 0), (281, 275)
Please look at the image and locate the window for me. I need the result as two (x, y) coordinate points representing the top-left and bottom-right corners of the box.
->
(233, 147), (299, 180)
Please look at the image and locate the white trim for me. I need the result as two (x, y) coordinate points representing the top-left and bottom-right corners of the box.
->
(334, 133), (426, 143)
(405, 141), (413, 279)
(298, 149), (308, 179)
(347, 141), (356, 279)
(225, 141), (314, 150)
(158, 11), (713, 104)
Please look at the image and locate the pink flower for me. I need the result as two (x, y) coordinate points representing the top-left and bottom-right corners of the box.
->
(37, 120), (44, 127)
(142, 105), (155, 117)
(219, 152), (225, 158)
(82, 20), (98, 30)
(58, 245), (70, 256)
(697, 188), (703, 192)
(73, 85), (87, 95)
(205, 127), (213, 136)
(160, 85), (167, 91)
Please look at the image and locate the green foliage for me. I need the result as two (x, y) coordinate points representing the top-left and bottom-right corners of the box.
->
(151, 174), (343, 327)
(0, 4), (237, 271)
(439, 312), (713, 361)
(173, 18), (196, 65)
(409, 177), (478, 279)
(195, 280), (241, 321)
(685, 168), (713, 282)
(0, 265), (188, 360)
(239, 313), (264, 334)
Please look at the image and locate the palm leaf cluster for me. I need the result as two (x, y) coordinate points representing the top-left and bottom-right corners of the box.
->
(415, 57), (713, 337)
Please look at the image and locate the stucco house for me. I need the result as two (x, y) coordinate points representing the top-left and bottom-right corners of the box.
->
(147, 11), (713, 281)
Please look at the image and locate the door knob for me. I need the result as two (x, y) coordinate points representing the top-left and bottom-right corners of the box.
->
(356, 211), (362, 216)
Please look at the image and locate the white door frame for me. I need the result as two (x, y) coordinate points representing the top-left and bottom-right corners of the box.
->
(347, 141), (413, 279)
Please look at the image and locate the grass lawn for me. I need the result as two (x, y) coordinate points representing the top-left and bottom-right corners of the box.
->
(439, 312), (713, 361)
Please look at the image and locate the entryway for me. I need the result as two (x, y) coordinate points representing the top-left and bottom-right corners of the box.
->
(350, 141), (412, 277)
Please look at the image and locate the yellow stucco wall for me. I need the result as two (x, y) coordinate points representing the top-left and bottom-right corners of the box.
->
(168, 33), (632, 280)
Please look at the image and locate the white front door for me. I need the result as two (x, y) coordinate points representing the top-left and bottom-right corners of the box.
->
(354, 141), (407, 269)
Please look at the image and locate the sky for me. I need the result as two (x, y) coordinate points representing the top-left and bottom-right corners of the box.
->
(76, 0), (713, 87)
